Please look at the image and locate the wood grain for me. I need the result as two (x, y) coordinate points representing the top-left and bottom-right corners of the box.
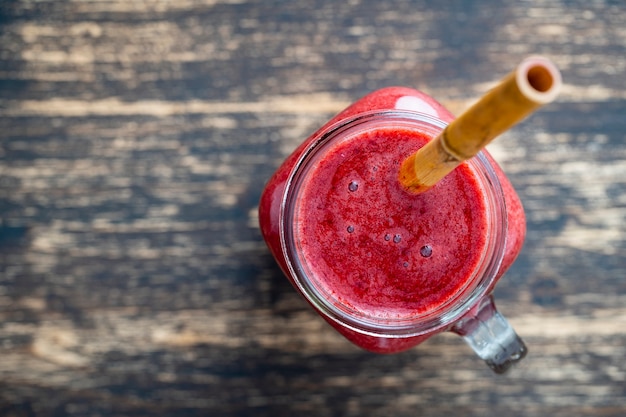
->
(1, 0), (625, 416)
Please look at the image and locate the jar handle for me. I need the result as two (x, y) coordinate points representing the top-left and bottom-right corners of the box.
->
(451, 295), (527, 373)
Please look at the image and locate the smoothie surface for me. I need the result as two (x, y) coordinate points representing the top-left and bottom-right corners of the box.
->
(293, 126), (489, 320)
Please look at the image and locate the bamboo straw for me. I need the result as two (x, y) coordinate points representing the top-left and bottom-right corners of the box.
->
(399, 56), (562, 193)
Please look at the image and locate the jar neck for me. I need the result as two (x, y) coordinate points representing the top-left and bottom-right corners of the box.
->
(280, 110), (507, 337)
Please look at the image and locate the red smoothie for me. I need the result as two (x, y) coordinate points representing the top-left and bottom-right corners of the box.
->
(259, 87), (526, 354)
(293, 127), (488, 320)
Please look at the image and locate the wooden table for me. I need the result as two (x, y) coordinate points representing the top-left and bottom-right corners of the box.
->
(1, 1), (625, 416)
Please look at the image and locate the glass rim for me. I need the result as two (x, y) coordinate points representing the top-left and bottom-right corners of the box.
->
(279, 110), (507, 338)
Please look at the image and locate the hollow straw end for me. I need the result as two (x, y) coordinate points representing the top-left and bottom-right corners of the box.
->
(516, 55), (562, 104)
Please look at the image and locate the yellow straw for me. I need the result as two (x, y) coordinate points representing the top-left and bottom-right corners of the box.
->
(399, 55), (562, 193)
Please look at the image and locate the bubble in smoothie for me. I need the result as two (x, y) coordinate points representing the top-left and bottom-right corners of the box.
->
(420, 245), (433, 258)
(348, 181), (359, 192)
(384, 234), (391, 241)
(347, 225), (355, 233)
(393, 234), (402, 243)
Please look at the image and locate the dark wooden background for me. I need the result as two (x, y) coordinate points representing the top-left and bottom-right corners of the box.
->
(1, 1), (625, 416)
